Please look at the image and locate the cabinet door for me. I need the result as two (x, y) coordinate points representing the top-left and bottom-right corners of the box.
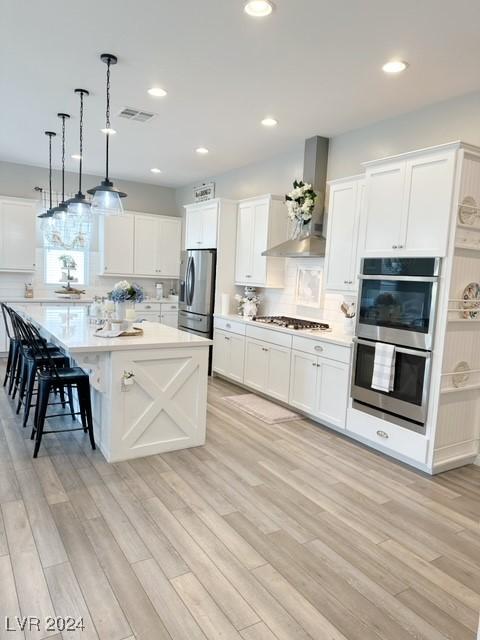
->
(213, 330), (229, 376)
(244, 338), (268, 392)
(0, 200), (36, 271)
(228, 333), (245, 384)
(134, 216), (157, 275)
(325, 182), (359, 291)
(158, 218), (181, 277)
(402, 151), (455, 256)
(250, 200), (269, 285)
(315, 358), (349, 429)
(265, 344), (291, 402)
(363, 162), (405, 256)
(288, 350), (317, 414)
(235, 203), (254, 283)
(102, 214), (134, 275)
(160, 311), (178, 328)
(0, 317), (7, 353)
(185, 209), (204, 249)
(200, 203), (218, 248)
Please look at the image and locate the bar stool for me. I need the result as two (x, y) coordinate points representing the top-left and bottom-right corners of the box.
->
(19, 319), (95, 458)
(1, 303), (19, 394)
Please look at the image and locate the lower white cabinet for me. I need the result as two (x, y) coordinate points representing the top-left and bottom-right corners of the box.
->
(213, 330), (245, 384)
(160, 311), (178, 328)
(289, 349), (349, 429)
(0, 318), (8, 354)
(244, 337), (290, 402)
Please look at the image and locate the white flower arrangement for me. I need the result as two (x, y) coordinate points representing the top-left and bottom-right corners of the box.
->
(285, 180), (317, 224)
(235, 287), (261, 316)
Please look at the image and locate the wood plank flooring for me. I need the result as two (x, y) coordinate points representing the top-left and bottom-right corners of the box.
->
(0, 368), (479, 640)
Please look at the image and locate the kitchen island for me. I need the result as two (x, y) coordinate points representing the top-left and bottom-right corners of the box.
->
(15, 304), (211, 462)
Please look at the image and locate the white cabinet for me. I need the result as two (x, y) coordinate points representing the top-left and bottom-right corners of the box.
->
(244, 337), (291, 403)
(213, 329), (245, 384)
(99, 214), (135, 275)
(235, 195), (287, 288)
(185, 201), (219, 249)
(363, 147), (456, 257)
(289, 349), (349, 429)
(0, 317), (7, 354)
(134, 215), (181, 277)
(100, 212), (181, 278)
(160, 311), (178, 328)
(0, 198), (36, 272)
(325, 177), (365, 293)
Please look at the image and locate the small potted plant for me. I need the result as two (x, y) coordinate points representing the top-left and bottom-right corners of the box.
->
(109, 281), (145, 321)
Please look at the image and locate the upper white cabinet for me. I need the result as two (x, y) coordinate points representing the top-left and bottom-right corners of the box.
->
(0, 198), (37, 272)
(99, 212), (181, 278)
(325, 177), (365, 293)
(185, 200), (219, 249)
(134, 215), (181, 277)
(234, 195), (287, 288)
(100, 213), (135, 276)
(362, 146), (456, 257)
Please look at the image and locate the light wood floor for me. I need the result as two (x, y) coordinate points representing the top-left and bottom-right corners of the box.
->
(0, 370), (479, 640)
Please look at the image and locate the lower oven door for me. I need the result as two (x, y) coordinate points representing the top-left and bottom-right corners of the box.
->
(351, 338), (431, 428)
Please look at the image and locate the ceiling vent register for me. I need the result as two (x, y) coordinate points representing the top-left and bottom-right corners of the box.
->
(117, 107), (155, 122)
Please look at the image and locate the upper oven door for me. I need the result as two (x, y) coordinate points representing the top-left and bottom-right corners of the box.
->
(357, 274), (438, 350)
(351, 338), (431, 426)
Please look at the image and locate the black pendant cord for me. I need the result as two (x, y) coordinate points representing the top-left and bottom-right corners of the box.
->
(78, 91), (84, 194)
(105, 56), (111, 182)
(45, 131), (56, 211)
(61, 115), (66, 201)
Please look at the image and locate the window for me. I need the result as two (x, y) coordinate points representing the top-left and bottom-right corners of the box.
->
(44, 248), (87, 286)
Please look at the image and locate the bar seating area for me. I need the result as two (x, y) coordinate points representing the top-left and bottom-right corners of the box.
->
(1, 303), (95, 457)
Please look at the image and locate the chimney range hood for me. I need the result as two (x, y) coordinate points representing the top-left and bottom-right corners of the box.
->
(262, 135), (329, 258)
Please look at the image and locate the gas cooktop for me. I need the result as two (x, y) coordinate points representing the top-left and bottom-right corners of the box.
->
(253, 316), (330, 331)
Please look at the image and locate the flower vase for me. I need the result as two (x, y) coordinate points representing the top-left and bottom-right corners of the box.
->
(115, 301), (126, 322)
(291, 218), (311, 240)
(243, 299), (258, 320)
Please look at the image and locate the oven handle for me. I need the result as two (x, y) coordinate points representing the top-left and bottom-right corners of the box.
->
(359, 275), (438, 282)
(353, 338), (431, 359)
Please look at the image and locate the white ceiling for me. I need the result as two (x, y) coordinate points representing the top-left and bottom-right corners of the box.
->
(1, 0), (480, 187)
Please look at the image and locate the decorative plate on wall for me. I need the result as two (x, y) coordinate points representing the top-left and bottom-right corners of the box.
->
(452, 361), (470, 388)
(462, 282), (480, 319)
(458, 196), (478, 225)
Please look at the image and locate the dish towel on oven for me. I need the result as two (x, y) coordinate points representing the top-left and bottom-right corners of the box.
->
(371, 342), (396, 392)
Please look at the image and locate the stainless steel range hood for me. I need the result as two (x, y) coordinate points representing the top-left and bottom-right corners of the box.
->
(262, 135), (329, 258)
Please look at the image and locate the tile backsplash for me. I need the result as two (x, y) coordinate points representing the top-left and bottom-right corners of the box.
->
(234, 257), (356, 330)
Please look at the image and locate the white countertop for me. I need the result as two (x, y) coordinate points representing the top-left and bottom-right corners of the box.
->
(15, 304), (212, 353)
(2, 297), (92, 304)
(215, 314), (354, 347)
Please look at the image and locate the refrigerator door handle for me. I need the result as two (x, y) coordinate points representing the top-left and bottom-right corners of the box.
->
(186, 256), (195, 306)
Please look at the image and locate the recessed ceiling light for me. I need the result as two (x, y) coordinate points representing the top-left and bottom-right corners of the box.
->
(101, 127), (117, 135)
(244, 0), (273, 17)
(71, 154), (82, 160)
(261, 117), (278, 127)
(148, 87), (167, 97)
(150, 167), (162, 174)
(196, 147), (209, 155)
(382, 60), (408, 74)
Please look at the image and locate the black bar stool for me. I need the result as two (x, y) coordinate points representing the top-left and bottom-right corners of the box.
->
(1, 302), (19, 394)
(18, 319), (95, 458)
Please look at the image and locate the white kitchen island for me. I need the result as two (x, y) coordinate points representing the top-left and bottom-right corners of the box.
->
(15, 304), (211, 462)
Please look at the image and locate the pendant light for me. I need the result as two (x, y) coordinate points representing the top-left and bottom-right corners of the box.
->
(50, 112), (70, 218)
(38, 131), (56, 232)
(65, 89), (91, 217)
(88, 54), (126, 215)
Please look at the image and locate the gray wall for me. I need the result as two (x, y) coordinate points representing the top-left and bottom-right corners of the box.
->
(0, 160), (178, 216)
(175, 89), (480, 208)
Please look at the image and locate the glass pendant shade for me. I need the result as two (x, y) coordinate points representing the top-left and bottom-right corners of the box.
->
(91, 182), (125, 216)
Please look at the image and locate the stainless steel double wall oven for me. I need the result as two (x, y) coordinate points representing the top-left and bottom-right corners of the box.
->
(351, 258), (440, 433)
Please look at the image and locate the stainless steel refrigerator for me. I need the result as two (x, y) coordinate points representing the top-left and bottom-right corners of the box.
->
(178, 249), (216, 346)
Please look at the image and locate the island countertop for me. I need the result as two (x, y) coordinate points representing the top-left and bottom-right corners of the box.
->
(15, 304), (212, 353)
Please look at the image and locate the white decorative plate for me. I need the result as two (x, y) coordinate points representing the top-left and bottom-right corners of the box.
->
(462, 282), (480, 319)
(459, 196), (478, 225)
(452, 361), (470, 388)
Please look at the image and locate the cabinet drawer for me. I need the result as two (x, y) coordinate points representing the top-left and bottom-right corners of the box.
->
(292, 336), (351, 363)
(135, 302), (161, 312)
(246, 325), (292, 348)
(214, 317), (246, 336)
(160, 302), (179, 311)
(347, 407), (428, 464)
